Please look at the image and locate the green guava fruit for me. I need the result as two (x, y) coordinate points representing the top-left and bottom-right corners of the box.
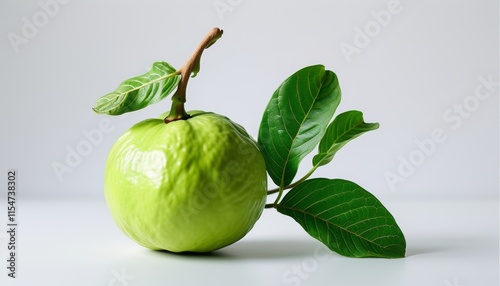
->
(104, 111), (267, 252)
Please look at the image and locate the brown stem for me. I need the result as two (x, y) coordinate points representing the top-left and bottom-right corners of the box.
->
(164, 28), (223, 123)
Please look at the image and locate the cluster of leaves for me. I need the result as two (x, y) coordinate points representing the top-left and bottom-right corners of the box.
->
(93, 61), (406, 259)
(258, 65), (405, 258)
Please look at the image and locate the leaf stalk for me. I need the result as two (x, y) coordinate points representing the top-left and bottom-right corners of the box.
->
(268, 165), (319, 196)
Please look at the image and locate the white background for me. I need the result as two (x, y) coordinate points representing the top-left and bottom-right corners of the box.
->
(0, 0), (498, 285)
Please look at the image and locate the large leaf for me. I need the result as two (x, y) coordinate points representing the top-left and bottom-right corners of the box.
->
(258, 65), (341, 188)
(276, 178), (406, 258)
(312, 110), (379, 167)
(93, 61), (180, 115)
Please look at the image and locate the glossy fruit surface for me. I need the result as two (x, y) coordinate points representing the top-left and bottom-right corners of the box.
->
(104, 111), (267, 252)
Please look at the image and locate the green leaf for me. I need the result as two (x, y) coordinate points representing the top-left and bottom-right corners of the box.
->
(93, 61), (180, 115)
(276, 178), (406, 258)
(312, 110), (379, 167)
(258, 65), (341, 188)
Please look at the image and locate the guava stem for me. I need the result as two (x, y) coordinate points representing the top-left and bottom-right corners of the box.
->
(165, 28), (223, 123)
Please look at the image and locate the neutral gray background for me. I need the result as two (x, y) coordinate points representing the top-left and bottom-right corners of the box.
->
(0, 0), (498, 200)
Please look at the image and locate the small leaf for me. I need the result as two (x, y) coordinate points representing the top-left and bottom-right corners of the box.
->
(93, 62), (180, 115)
(258, 65), (341, 188)
(277, 178), (406, 258)
(312, 110), (379, 167)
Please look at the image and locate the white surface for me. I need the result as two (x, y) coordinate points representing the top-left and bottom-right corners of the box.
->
(0, 197), (497, 286)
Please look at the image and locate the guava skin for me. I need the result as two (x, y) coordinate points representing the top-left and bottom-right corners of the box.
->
(104, 111), (267, 252)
